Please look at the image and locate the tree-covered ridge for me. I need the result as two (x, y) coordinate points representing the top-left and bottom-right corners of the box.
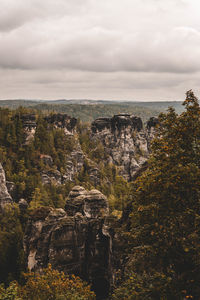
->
(0, 107), (75, 206)
(0, 99), (184, 123)
(0, 106), (131, 211)
(32, 103), (161, 123)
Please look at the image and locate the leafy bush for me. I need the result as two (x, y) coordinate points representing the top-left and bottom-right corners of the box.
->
(0, 265), (95, 300)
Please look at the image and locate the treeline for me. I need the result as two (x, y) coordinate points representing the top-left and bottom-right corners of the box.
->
(32, 103), (161, 123)
(0, 100), (172, 123)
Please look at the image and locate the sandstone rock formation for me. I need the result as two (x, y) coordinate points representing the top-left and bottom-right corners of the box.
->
(63, 146), (85, 182)
(24, 186), (112, 299)
(21, 113), (77, 145)
(91, 114), (158, 181)
(39, 114), (158, 186)
(20, 112), (157, 186)
(41, 169), (62, 185)
(44, 113), (77, 135)
(0, 163), (13, 209)
(21, 114), (37, 144)
(18, 198), (28, 211)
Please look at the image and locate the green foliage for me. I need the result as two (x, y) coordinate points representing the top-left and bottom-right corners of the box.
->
(114, 91), (200, 298)
(29, 187), (52, 210)
(0, 106), (132, 211)
(0, 108), (76, 203)
(0, 99), (184, 123)
(112, 271), (173, 300)
(78, 124), (108, 163)
(19, 264), (95, 300)
(77, 124), (131, 210)
(0, 265), (95, 300)
(0, 205), (25, 286)
(0, 282), (22, 300)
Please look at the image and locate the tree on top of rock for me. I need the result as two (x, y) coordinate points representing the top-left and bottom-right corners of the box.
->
(113, 90), (200, 299)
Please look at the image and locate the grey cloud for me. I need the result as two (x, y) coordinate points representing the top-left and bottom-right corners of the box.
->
(0, 0), (90, 32)
(0, 26), (200, 74)
(0, 0), (200, 100)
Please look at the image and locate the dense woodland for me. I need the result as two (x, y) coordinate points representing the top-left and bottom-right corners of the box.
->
(0, 91), (200, 299)
(0, 99), (184, 123)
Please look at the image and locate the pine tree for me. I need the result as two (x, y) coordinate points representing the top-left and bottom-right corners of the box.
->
(113, 91), (200, 299)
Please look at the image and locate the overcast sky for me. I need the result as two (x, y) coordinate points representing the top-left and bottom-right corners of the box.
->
(0, 0), (200, 101)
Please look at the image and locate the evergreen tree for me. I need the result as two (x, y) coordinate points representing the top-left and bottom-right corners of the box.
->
(113, 91), (200, 299)
(0, 205), (25, 286)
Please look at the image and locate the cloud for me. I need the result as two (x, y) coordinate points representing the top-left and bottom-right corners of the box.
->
(0, 0), (90, 32)
(0, 0), (200, 100)
(1, 25), (200, 74)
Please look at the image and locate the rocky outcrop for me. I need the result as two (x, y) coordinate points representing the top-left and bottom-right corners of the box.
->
(18, 198), (28, 211)
(91, 114), (158, 181)
(21, 114), (37, 144)
(63, 148), (85, 182)
(24, 186), (112, 299)
(40, 154), (54, 167)
(6, 181), (15, 198)
(87, 164), (101, 186)
(20, 113), (77, 145)
(41, 169), (62, 185)
(65, 186), (109, 218)
(0, 163), (13, 208)
(44, 114), (77, 135)
(62, 141), (101, 186)
(38, 113), (157, 185)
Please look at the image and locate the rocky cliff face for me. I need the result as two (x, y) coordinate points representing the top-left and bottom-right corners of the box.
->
(24, 186), (112, 299)
(63, 143), (85, 182)
(44, 113), (77, 135)
(21, 113), (77, 145)
(20, 112), (157, 185)
(0, 163), (13, 209)
(21, 114), (37, 145)
(91, 114), (157, 181)
(20, 113), (82, 185)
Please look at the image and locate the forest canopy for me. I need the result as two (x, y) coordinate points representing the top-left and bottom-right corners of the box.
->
(113, 90), (200, 299)
(1, 91), (200, 299)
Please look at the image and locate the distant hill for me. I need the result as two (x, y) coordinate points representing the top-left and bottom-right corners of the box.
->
(0, 99), (183, 123)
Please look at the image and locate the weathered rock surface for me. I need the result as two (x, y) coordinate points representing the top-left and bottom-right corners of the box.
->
(24, 186), (112, 299)
(91, 114), (158, 181)
(87, 164), (101, 186)
(62, 140), (101, 186)
(65, 186), (109, 218)
(44, 113), (77, 135)
(6, 181), (15, 198)
(0, 163), (13, 208)
(21, 114), (37, 144)
(21, 113), (77, 145)
(41, 169), (62, 185)
(18, 198), (28, 211)
(39, 154), (54, 167)
(63, 147), (85, 182)
(19, 112), (156, 186)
